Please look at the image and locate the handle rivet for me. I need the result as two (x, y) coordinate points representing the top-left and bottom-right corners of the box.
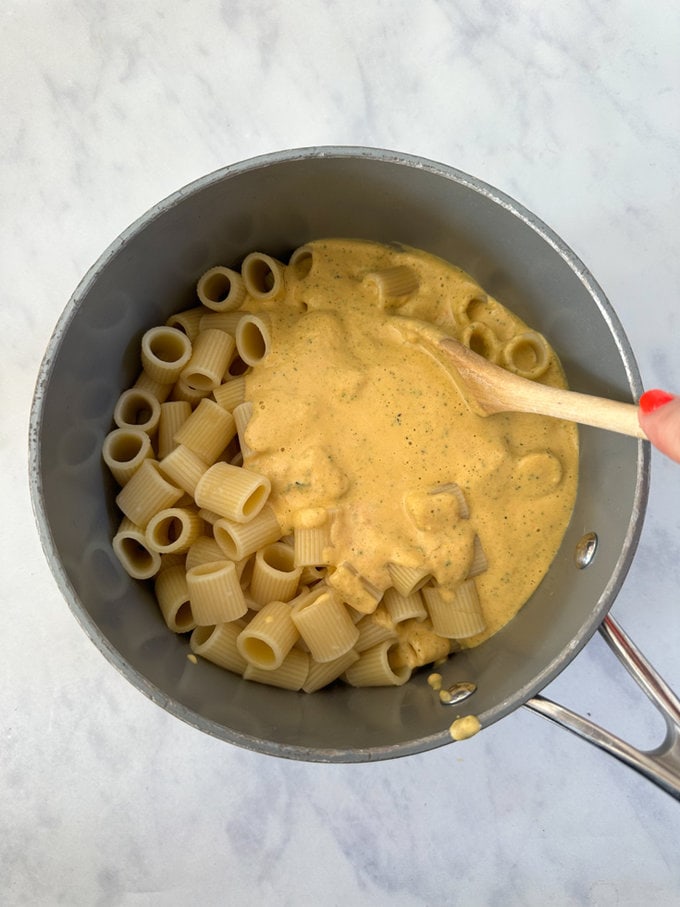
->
(575, 531), (598, 569)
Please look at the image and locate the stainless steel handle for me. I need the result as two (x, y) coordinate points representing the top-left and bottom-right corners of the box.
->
(524, 615), (680, 801)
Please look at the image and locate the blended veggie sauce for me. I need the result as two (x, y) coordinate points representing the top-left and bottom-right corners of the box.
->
(243, 239), (578, 647)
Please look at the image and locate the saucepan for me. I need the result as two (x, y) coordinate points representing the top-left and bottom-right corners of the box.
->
(29, 147), (680, 798)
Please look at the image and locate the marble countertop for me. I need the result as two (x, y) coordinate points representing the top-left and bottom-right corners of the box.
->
(3, 2), (680, 904)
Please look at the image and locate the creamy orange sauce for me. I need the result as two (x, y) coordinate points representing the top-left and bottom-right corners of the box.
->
(242, 239), (578, 647)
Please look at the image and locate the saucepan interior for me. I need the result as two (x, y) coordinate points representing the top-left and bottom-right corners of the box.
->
(30, 148), (648, 762)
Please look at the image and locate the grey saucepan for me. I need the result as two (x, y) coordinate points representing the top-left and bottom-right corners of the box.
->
(29, 148), (680, 798)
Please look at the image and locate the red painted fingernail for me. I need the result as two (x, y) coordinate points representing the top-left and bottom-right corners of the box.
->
(639, 389), (675, 414)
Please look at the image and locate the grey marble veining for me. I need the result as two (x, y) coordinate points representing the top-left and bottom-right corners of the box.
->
(3, 1), (680, 904)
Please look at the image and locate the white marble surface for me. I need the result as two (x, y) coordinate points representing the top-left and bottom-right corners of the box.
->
(3, 1), (680, 904)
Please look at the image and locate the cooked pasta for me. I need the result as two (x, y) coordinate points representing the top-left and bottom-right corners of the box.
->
(235, 313), (271, 366)
(102, 427), (153, 486)
(344, 640), (411, 687)
(154, 564), (196, 633)
(173, 398), (237, 464)
(145, 507), (204, 554)
(105, 237), (578, 696)
(190, 623), (248, 674)
(212, 375), (247, 412)
(248, 542), (302, 608)
(291, 588), (359, 662)
(241, 252), (285, 300)
(213, 505), (282, 560)
(180, 328), (235, 392)
(113, 387), (161, 435)
(158, 444), (209, 497)
(166, 306), (206, 341)
(157, 401), (192, 460)
(112, 516), (162, 579)
(186, 560), (248, 625)
(141, 326), (193, 384)
(196, 266), (247, 312)
(116, 460), (183, 529)
(194, 461), (270, 523)
(243, 648), (309, 691)
(236, 600), (298, 670)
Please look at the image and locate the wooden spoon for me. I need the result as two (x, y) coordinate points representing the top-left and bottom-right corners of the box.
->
(391, 317), (646, 439)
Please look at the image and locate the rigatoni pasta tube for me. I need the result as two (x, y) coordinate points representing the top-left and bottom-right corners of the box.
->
(134, 370), (173, 404)
(241, 252), (285, 300)
(243, 649), (309, 691)
(387, 563), (431, 598)
(159, 444), (209, 497)
(154, 564), (195, 633)
(364, 265), (419, 300)
(197, 265), (247, 312)
(102, 428), (153, 486)
(145, 507), (204, 554)
(249, 542), (302, 607)
(116, 460), (183, 529)
(190, 623), (248, 674)
(236, 600), (298, 670)
(235, 313), (271, 366)
(213, 505), (282, 560)
(180, 328), (235, 391)
(344, 640), (411, 687)
(291, 589), (359, 662)
(194, 461), (271, 523)
(140, 326), (192, 384)
(212, 376), (246, 412)
(157, 401), (192, 460)
(166, 306), (206, 341)
(293, 508), (332, 567)
(113, 387), (161, 435)
(422, 580), (486, 639)
(185, 536), (225, 572)
(233, 401), (254, 459)
(382, 587), (427, 623)
(186, 560), (248, 625)
(112, 516), (162, 580)
(173, 398), (236, 464)
(302, 649), (359, 693)
(170, 374), (211, 407)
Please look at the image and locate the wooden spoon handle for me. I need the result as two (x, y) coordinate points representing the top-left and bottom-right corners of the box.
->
(503, 380), (647, 439)
(438, 336), (647, 439)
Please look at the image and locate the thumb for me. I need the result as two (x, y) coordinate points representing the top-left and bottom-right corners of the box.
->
(638, 390), (680, 464)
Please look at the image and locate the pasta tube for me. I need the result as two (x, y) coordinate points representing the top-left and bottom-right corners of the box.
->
(154, 564), (195, 633)
(213, 505), (282, 560)
(113, 388), (161, 435)
(186, 560), (248, 625)
(249, 542), (302, 608)
(241, 252), (285, 300)
(112, 516), (162, 580)
(237, 600), (298, 670)
(291, 588), (359, 663)
(116, 460), (183, 529)
(422, 580), (486, 639)
(190, 623), (248, 674)
(180, 328), (235, 392)
(194, 461), (270, 523)
(140, 326), (192, 384)
(157, 401), (192, 460)
(145, 507), (204, 554)
(243, 649), (309, 691)
(173, 398), (237, 464)
(196, 266), (247, 312)
(102, 427), (153, 486)
(344, 640), (411, 687)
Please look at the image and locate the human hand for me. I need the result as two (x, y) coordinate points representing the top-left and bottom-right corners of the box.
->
(638, 390), (680, 464)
